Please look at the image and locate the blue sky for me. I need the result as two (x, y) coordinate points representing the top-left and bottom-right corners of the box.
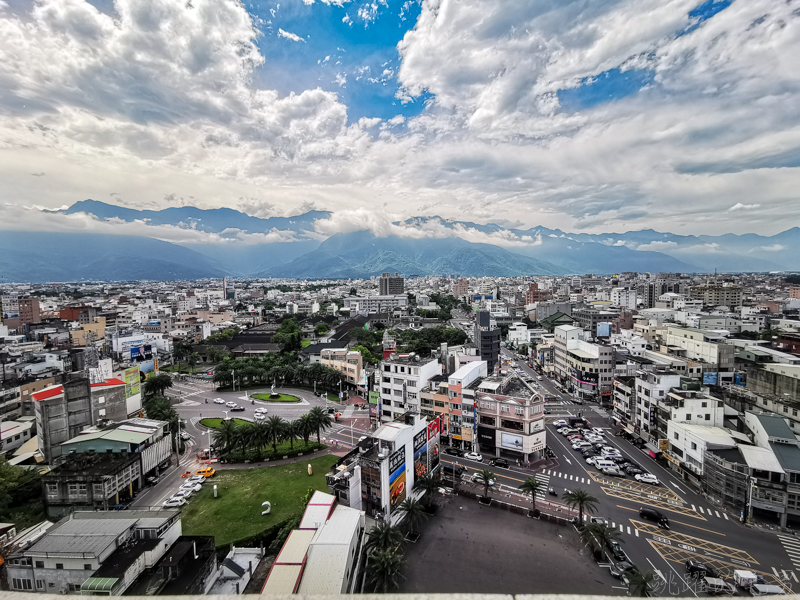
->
(244, 0), (431, 123)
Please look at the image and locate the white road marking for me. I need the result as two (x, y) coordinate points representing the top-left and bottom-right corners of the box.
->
(564, 457), (572, 464)
(723, 513), (729, 520)
(669, 481), (686, 493)
(619, 524), (623, 532)
(698, 506), (705, 515)
(635, 529), (639, 537)
(790, 572), (798, 582)
(692, 504), (697, 512)
(773, 567), (781, 578)
(627, 526), (631, 535)
(647, 559), (666, 583)
(715, 510), (721, 518)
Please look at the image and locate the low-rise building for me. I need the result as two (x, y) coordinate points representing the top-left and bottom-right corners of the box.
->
(378, 354), (442, 422)
(320, 349), (363, 387)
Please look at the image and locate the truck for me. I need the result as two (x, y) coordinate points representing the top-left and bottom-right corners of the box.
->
(734, 570), (758, 589)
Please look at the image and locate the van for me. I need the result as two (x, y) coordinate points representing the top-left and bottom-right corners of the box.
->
(639, 506), (669, 529)
(702, 577), (736, 596)
(196, 467), (216, 478)
(750, 584), (786, 596)
(594, 459), (616, 470)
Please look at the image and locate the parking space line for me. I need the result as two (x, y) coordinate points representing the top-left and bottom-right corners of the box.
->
(698, 506), (705, 515)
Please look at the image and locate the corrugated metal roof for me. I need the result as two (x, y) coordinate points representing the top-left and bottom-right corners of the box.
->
(27, 518), (132, 556)
(311, 506), (361, 545)
(261, 564), (303, 594)
(299, 505), (331, 530)
(770, 442), (800, 473)
(81, 577), (119, 592)
(296, 545), (349, 595)
(275, 529), (314, 564)
(756, 414), (795, 439)
(90, 379), (125, 388)
(739, 445), (785, 474)
(373, 422), (410, 442)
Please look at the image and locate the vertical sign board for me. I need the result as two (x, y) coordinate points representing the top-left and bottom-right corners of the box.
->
(427, 416), (441, 473)
(389, 448), (406, 509)
(413, 429), (428, 480)
(124, 366), (141, 398)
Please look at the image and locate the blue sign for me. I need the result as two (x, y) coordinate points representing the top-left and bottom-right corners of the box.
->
(702, 372), (718, 385)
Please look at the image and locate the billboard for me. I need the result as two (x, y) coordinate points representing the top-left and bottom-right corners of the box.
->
(413, 429), (428, 479)
(369, 391), (379, 405)
(501, 432), (524, 451)
(131, 344), (153, 361)
(658, 439), (670, 452)
(389, 448), (407, 509)
(702, 372), (718, 385)
(123, 366), (141, 398)
(139, 360), (158, 380)
(427, 417), (440, 472)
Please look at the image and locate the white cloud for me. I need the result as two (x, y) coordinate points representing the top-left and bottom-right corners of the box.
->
(728, 203), (761, 212)
(334, 72), (347, 87)
(752, 244), (786, 253)
(636, 240), (679, 251)
(278, 28), (304, 42)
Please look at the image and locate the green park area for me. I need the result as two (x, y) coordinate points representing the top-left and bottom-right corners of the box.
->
(251, 393), (300, 402)
(181, 455), (338, 546)
(198, 417), (251, 429)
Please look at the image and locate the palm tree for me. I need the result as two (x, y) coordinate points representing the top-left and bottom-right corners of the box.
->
(367, 548), (405, 593)
(143, 373), (173, 398)
(187, 352), (199, 373)
(212, 419), (239, 453)
(519, 477), (544, 515)
(144, 396), (177, 423)
(626, 568), (656, 597)
(284, 419), (301, 450)
(414, 472), (439, 510)
(297, 414), (314, 446)
(397, 497), (428, 535)
(474, 469), (496, 502)
(562, 488), (599, 526)
(365, 521), (404, 553)
(579, 522), (620, 556)
(264, 415), (286, 454)
(307, 406), (333, 444)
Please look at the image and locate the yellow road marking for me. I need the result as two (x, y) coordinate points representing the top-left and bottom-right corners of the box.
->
(632, 521), (747, 558)
(602, 486), (705, 520)
(669, 519), (727, 537)
(588, 470), (682, 502)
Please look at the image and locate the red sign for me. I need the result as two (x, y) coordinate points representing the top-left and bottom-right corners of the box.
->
(427, 415), (440, 440)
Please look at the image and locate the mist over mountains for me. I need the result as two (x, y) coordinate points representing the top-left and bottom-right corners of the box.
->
(1, 200), (795, 282)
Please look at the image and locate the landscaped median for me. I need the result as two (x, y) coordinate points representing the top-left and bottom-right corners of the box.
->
(250, 392), (300, 402)
(198, 417), (327, 462)
(181, 455), (338, 547)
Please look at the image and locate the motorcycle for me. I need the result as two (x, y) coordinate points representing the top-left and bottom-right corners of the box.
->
(251, 399), (255, 405)
(205, 399), (208, 404)
(548, 487), (557, 496)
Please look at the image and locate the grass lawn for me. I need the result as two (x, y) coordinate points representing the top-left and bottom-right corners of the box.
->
(251, 393), (300, 402)
(301, 340), (311, 348)
(181, 455), (338, 546)
(199, 417), (252, 428)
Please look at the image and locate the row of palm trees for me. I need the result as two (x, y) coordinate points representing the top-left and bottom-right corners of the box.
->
(212, 355), (346, 391)
(210, 406), (333, 457)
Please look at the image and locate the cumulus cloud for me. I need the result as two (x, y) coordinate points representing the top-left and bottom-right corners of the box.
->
(636, 240), (679, 251)
(751, 244), (786, 253)
(278, 28), (305, 42)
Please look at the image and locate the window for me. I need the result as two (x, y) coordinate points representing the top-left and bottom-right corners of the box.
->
(46, 483), (58, 495)
(36, 581), (44, 590)
(84, 564), (92, 570)
(35, 561), (44, 568)
(479, 416), (496, 426)
(705, 414), (710, 421)
(12, 579), (32, 590)
(686, 414), (691, 420)
(55, 564), (63, 570)
(674, 433), (679, 440)
(691, 442), (697, 450)
(701, 402), (707, 408)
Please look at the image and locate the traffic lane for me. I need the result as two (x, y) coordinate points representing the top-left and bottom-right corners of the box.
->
(439, 456), (546, 487)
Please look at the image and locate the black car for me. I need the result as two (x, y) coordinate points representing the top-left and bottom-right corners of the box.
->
(230, 406), (245, 412)
(582, 449), (599, 457)
(491, 458), (510, 468)
(607, 539), (627, 561)
(626, 466), (644, 476)
(444, 447), (465, 457)
(610, 455), (628, 464)
(685, 560), (721, 579)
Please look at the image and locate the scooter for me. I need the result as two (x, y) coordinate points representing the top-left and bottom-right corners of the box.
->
(548, 487), (557, 496)
(205, 399), (208, 404)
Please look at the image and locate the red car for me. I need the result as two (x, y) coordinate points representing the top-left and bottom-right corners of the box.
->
(567, 435), (584, 442)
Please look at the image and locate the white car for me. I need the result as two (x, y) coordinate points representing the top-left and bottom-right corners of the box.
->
(537, 376), (543, 381)
(601, 466), (623, 477)
(163, 496), (186, 508)
(180, 431), (190, 441)
(592, 427), (606, 436)
(254, 407), (266, 414)
(556, 427), (570, 434)
(464, 452), (483, 462)
(586, 456), (598, 465)
(470, 472), (495, 486)
(180, 482), (202, 493)
(635, 473), (660, 485)
(254, 412), (265, 420)
(213, 398), (225, 404)
(225, 401), (237, 408)
(174, 489), (193, 500)
(572, 443), (592, 450)
(552, 420), (568, 428)
(188, 475), (205, 485)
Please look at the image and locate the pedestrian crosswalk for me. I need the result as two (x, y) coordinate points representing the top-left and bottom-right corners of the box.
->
(542, 469), (592, 485)
(532, 473), (550, 500)
(777, 534), (800, 572)
(690, 503), (729, 520)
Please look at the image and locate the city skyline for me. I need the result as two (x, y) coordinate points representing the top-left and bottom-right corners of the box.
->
(0, 0), (798, 245)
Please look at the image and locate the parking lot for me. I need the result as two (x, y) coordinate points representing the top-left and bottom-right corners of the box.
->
(399, 498), (624, 595)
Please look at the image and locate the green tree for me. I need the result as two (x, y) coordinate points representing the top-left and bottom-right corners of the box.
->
(0, 457), (43, 527)
(307, 406), (333, 444)
(187, 352), (199, 373)
(414, 472), (440, 510)
(626, 568), (657, 597)
(367, 548), (405, 592)
(143, 373), (173, 398)
(297, 414), (314, 446)
(579, 522), (620, 556)
(397, 497), (428, 534)
(314, 322), (330, 337)
(519, 477), (544, 514)
(273, 318), (302, 352)
(562, 488), (599, 526)
(212, 419), (239, 452)
(365, 521), (405, 553)
(474, 469), (496, 501)
(352, 344), (378, 365)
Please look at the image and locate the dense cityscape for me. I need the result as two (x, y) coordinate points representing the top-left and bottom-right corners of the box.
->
(0, 271), (799, 595)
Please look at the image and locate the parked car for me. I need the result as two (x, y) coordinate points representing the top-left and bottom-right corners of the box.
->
(607, 539), (627, 561)
(586, 456), (599, 465)
(162, 497), (186, 508)
(174, 489), (193, 500)
(592, 427), (606, 435)
(180, 431), (190, 440)
(686, 560), (722, 580)
(188, 475), (206, 484)
(582, 449), (599, 458)
(601, 466), (624, 477)
(625, 466), (644, 476)
(490, 458), (509, 468)
(636, 473), (660, 485)
(180, 482), (202, 493)
(213, 398), (225, 404)
(225, 401), (237, 408)
(465, 452), (483, 462)
(573, 442), (592, 451)
(444, 447), (465, 457)
(552, 420), (568, 427)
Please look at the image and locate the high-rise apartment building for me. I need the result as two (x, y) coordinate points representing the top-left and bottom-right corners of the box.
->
(690, 284), (743, 308)
(19, 298), (41, 325)
(474, 310), (501, 374)
(379, 272), (404, 295)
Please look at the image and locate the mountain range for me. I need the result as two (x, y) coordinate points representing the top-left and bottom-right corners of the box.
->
(0, 200), (795, 282)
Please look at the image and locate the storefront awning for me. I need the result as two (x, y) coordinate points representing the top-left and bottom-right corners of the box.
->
(81, 577), (119, 593)
(644, 442), (662, 455)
